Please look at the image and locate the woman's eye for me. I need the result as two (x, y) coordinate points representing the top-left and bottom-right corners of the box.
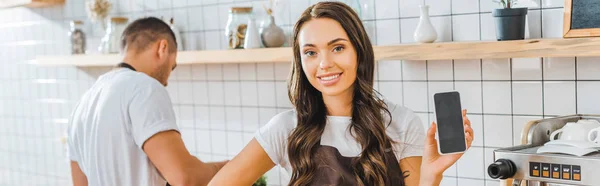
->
(333, 46), (344, 52)
(304, 51), (317, 57)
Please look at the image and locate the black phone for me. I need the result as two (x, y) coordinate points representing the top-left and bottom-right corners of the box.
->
(433, 91), (467, 154)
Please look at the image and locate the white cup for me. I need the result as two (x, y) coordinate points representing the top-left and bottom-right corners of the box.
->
(588, 127), (600, 143)
(550, 120), (600, 141)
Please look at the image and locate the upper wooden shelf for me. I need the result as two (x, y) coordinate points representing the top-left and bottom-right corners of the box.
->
(34, 37), (600, 66)
(0, 0), (64, 8)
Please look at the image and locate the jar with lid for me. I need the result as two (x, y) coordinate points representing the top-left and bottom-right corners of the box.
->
(99, 17), (128, 54)
(69, 20), (86, 54)
(225, 7), (252, 49)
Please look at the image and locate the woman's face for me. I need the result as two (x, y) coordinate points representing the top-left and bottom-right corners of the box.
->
(298, 18), (358, 97)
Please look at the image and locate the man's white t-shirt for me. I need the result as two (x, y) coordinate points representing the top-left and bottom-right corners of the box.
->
(255, 100), (426, 173)
(67, 68), (178, 186)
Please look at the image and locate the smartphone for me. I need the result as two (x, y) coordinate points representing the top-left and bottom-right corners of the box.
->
(434, 91), (467, 155)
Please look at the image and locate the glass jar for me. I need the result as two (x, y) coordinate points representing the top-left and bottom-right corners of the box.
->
(69, 20), (86, 54)
(225, 7), (252, 49)
(99, 17), (128, 54)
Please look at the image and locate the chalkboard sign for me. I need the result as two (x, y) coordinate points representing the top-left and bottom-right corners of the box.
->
(564, 0), (600, 38)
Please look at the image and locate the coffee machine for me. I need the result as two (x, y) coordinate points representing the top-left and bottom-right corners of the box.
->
(487, 115), (600, 186)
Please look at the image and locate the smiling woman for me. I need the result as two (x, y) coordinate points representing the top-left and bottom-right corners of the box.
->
(208, 2), (474, 186)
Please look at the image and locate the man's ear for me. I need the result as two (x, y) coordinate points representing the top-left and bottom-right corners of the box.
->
(157, 39), (169, 59)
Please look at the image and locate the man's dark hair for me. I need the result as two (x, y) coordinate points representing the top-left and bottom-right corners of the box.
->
(120, 17), (177, 53)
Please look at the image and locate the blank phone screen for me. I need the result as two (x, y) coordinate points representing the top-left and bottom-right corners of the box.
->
(434, 92), (466, 154)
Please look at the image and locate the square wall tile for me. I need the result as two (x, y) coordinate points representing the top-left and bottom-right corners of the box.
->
(483, 82), (512, 114)
(400, 0), (423, 17)
(195, 130), (211, 153)
(466, 114), (483, 146)
(403, 82), (429, 112)
(577, 81), (600, 115)
(239, 63), (257, 80)
(458, 178), (485, 186)
(379, 82), (403, 106)
(257, 63), (275, 80)
(443, 162), (457, 176)
(203, 5), (220, 30)
(375, 0), (399, 19)
(257, 82), (276, 107)
(242, 107), (260, 132)
(224, 82), (241, 106)
(204, 31), (222, 50)
(194, 106), (210, 129)
(276, 82), (292, 108)
(210, 106), (226, 130)
(378, 60), (403, 80)
(167, 81), (180, 104)
(175, 65), (193, 80)
(577, 57), (600, 80)
(543, 57), (575, 80)
(427, 60), (453, 80)
(376, 19), (401, 46)
(223, 64), (240, 80)
(211, 131), (228, 155)
(208, 82), (225, 105)
(481, 0), (501, 12)
(363, 21), (377, 43)
(480, 13), (497, 41)
(427, 0), (451, 16)
(455, 82), (482, 113)
(513, 116), (543, 145)
(512, 81), (543, 115)
(483, 115), (513, 147)
(452, 14), (480, 41)
(274, 63), (291, 81)
(403, 60), (427, 80)
(486, 180), (500, 186)
(527, 10), (542, 39)
(440, 177), (457, 186)
(457, 147), (485, 179)
(400, 18), (419, 43)
(544, 81), (576, 116)
(482, 58), (511, 80)
(178, 81), (194, 104)
(454, 59), (481, 80)
(431, 16), (453, 42)
(181, 130), (197, 152)
(227, 132), (244, 155)
(290, 0), (311, 21)
(240, 82), (258, 106)
(512, 58), (542, 80)
(427, 82), (454, 112)
(542, 0), (564, 8)
(173, 0), (187, 8)
(226, 107), (243, 131)
(452, 0), (479, 14)
(192, 82), (208, 105)
(541, 8), (564, 38)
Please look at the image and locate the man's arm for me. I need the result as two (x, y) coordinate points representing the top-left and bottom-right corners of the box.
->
(70, 161), (88, 186)
(143, 130), (227, 186)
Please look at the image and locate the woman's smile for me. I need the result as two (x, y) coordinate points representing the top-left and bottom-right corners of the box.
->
(317, 72), (343, 86)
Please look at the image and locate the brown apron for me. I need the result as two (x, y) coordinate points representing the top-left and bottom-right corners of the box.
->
(311, 144), (405, 186)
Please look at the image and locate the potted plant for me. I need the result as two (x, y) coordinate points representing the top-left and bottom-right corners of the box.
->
(253, 175), (267, 186)
(492, 0), (528, 41)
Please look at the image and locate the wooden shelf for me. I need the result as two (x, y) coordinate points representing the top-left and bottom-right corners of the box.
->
(34, 37), (600, 66)
(0, 0), (64, 8)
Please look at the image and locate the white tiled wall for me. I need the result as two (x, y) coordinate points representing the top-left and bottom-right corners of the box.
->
(1, 0), (599, 186)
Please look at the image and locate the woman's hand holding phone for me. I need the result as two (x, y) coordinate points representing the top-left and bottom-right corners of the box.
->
(419, 109), (474, 186)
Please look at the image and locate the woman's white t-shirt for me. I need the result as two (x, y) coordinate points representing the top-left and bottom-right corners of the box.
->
(254, 101), (426, 173)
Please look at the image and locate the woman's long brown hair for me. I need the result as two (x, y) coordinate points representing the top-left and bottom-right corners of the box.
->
(287, 2), (397, 186)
